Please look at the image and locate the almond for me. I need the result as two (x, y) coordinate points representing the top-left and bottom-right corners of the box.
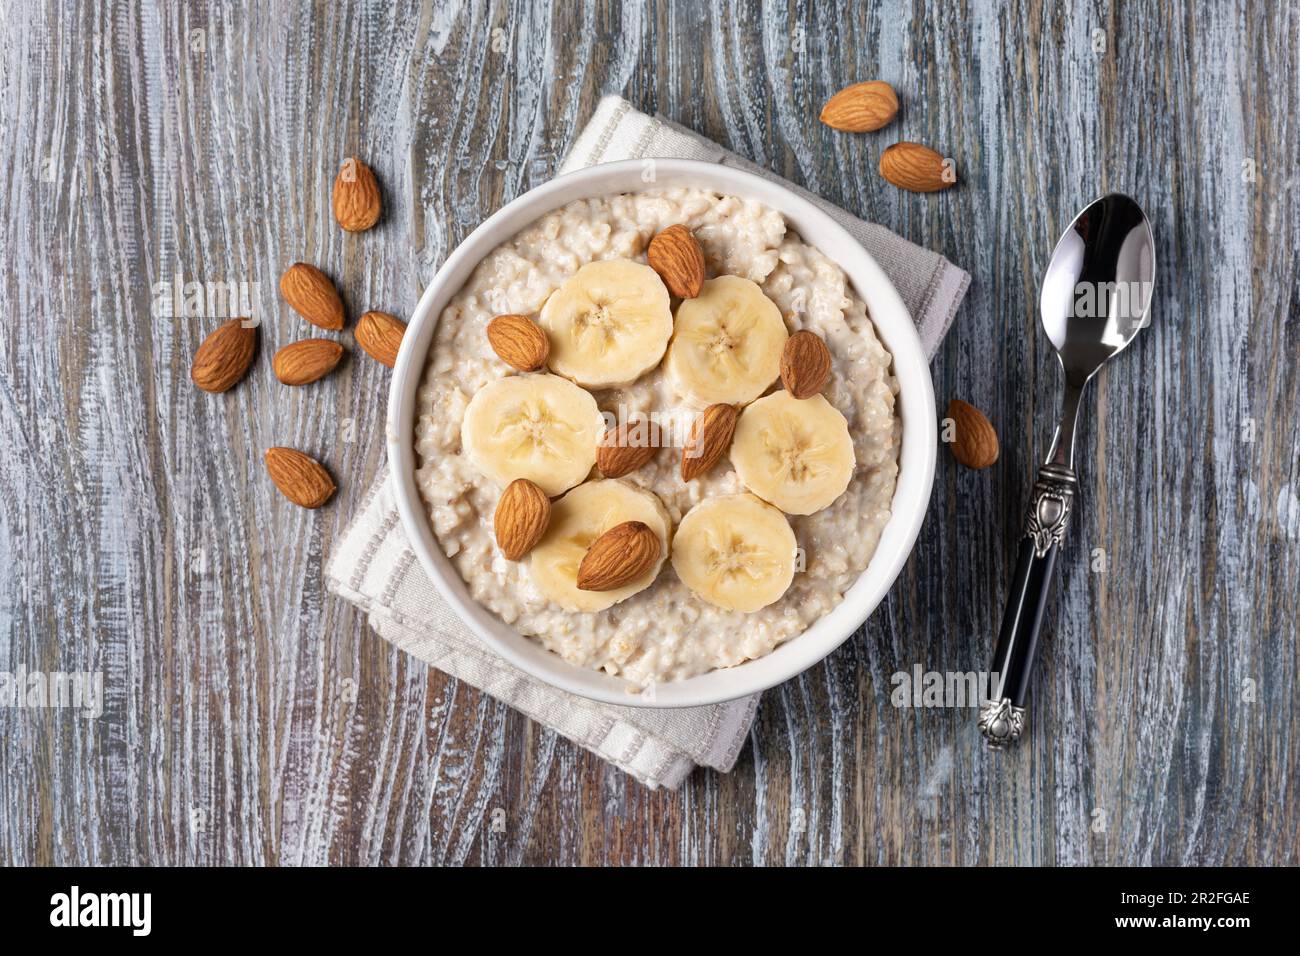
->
(280, 263), (345, 330)
(879, 142), (954, 193)
(576, 521), (661, 591)
(332, 157), (382, 232)
(355, 310), (406, 367)
(264, 447), (336, 508)
(681, 403), (738, 481)
(191, 318), (257, 393)
(487, 313), (549, 371)
(947, 399), (999, 469)
(493, 478), (551, 560)
(780, 330), (832, 399)
(820, 80), (899, 132)
(647, 224), (706, 298)
(597, 420), (662, 478)
(272, 339), (344, 385)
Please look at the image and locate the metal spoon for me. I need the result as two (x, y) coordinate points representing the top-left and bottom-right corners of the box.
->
(978, 193), (1156, 748)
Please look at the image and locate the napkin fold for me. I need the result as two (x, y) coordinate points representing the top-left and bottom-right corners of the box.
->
(325, 95), (969, 789)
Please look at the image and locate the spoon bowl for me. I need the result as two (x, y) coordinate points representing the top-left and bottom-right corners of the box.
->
(1040, 194), (1156, 382)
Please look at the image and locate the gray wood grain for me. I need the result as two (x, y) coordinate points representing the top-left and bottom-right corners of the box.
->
(0, 0), (1296, 866)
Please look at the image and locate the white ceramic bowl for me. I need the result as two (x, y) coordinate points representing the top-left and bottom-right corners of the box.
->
(387, 159), (935, 708)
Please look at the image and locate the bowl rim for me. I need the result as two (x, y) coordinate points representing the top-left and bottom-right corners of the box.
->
(385, 158), (935, 708)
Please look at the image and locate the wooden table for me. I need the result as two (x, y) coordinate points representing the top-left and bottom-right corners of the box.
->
(2, 0), (1296, 866)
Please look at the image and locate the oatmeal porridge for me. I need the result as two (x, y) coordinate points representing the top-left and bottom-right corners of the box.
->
(414, 187), (901, 687)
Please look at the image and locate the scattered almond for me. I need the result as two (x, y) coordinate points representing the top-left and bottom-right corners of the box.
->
(264, 447), (336, 508)
(280, 263), (345, 330)
(355, 310), (406, 367)
(272, 339), (344, 386)
(191, 318), (257, 393)
(947, 399), (999, 469)
(647, 224), (706, 298)
(879, 142), (954, 193)
(332, 157), (382, 232)
(820, 80), (899, 132)
(493, 478), (551, 560)
(577, 521), (661, 591)
(780, 330), (832, 399)
(487, 313), (549, 371)
(681, 403), (738, 481)
(597, 420), (662, 478)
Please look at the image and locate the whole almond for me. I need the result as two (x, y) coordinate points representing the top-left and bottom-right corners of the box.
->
(947, 399), (999, 469)
(820, 80), (899, 132)
(780, 330), (832, 399)
(494, 478), (551, 561)
(332, 157), (381, 232)
(647, 224), (706, 298)
(272, 339), (344, 385)
(191, 318), (257, 393)
(577, 521), (661, 591)
(280, 263), (345, 330)
(597, 420), (662, 478)
(264, 447), (336, 508)
(879, 142), (954, 193)
(355, 310), (406, 367)
(487, 314), (549, 371)
(681, 403), (738, 481)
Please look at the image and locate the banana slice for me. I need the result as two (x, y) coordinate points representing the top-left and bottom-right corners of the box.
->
(730, 391), (856, 515)
(461, 373), (603, 496)
(665, 275), (789, 407)
(538, 259), (673, 388)
(671, 494), (798, 612)
(529, 479), (672, 612)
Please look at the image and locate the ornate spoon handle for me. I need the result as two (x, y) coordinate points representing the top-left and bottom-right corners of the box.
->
(979, 461), (1079, 748)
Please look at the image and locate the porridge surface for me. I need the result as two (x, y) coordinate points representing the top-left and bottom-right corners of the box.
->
(414, 187), (901, 687)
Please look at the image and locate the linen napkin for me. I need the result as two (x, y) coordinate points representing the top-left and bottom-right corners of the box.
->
(325, 95), (970, 790)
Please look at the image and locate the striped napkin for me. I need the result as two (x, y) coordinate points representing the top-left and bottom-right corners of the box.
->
(325, 95), (969, 789)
